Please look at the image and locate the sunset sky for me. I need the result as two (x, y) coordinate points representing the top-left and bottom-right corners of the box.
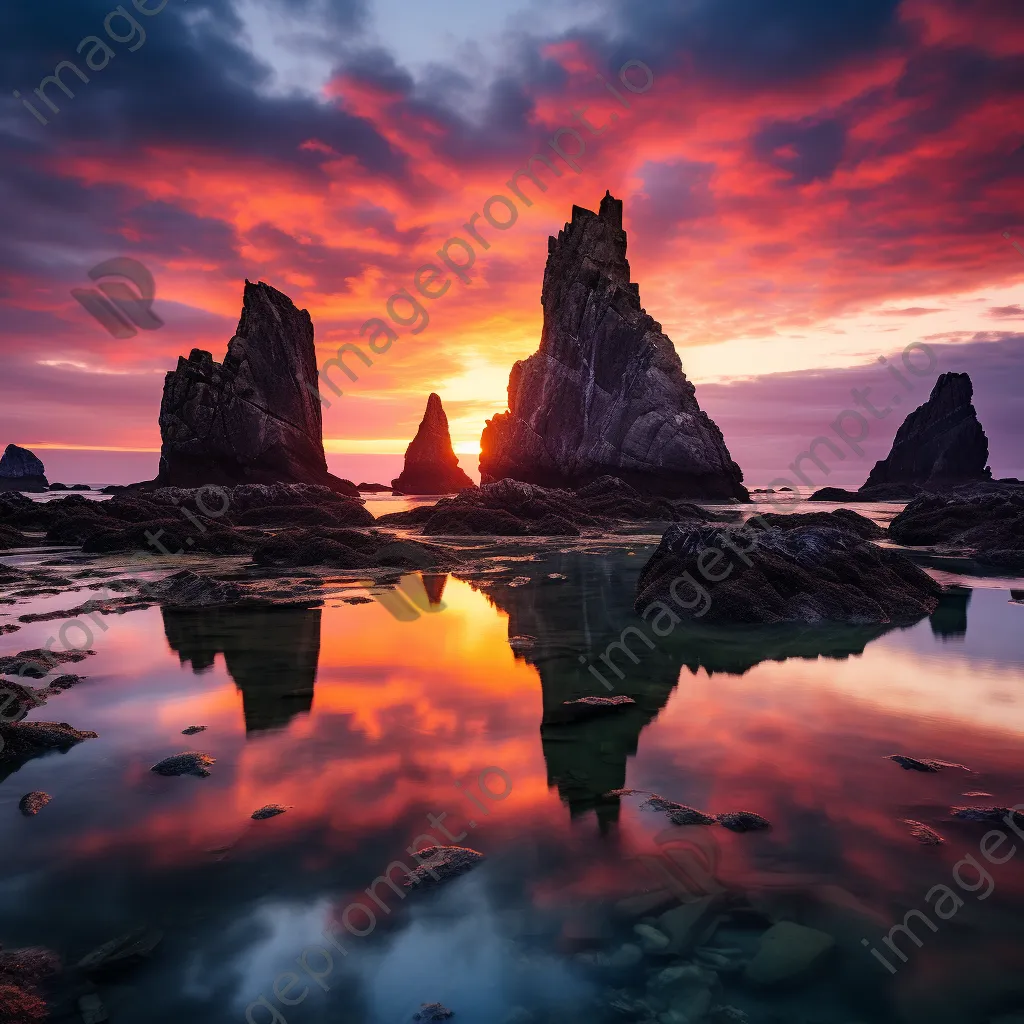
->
(2, 0), (1023, 486)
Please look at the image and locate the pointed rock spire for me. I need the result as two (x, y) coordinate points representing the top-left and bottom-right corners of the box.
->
(863, 372), (991, 488)
(479, 192), (746, 499)
(392, 394), (474, 495)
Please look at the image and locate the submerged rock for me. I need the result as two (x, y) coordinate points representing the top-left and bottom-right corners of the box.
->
(0, 982), (47, 1023)
(634, 518), (942, 626)
(888, 754), (940, 772)
(392, 394), (474, 495)
(156, 280), (356, 493)
(744, 921), (835, 986)
(76, 928), (162, 976)
(903, 819), (944, 845)
(951, 805), (1012, 823)
(413, 1004), (454, 1021)
(150, 752), (216, 777)
(479, 193), (747, 499)
(0, 444), (48, 492)
(251, 804), (288, 820)
(18, 792), (51, 816)
(716, 811), (772, 833)
(863, 372), (991, 489)
(404, 845), (484, 888)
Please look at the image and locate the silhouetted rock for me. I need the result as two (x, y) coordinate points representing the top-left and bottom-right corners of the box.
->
(0, 721), (97, 765)
(634, 518), (941, 625)
(0, 445), (47, 492)
(155, 280), (357, 493)
(888, 483), (1024, 569)
(808, 483), (926, 503)
(864, 372), (991, 489)
(479, 193), (747, 500)
(357, 482), (392, 492)
(752, 509), (885, 540)
(392, 394), (474, 495)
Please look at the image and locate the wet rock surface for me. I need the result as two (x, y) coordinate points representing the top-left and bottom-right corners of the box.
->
(744, 921), (835, 985)
(155, 280), (356, 493)
(18, 791), (51, 816)
(903, 819), (944, 844)
(252, 528), (452, 570)
(634, 516), (942, 625)
(478, 193), (747, 500)
(251, 804), (288, 820)
(0, 721), (98, 764)
(404, 845), (485, 887)
(150, 752), (216, 777)
(413, 1004), (454, 1021)
(887, 484), (1024, 569)
(392, 393), (474, 495)
(379, 477), (727, 536)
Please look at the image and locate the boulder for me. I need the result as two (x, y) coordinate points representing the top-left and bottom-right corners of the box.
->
(0, 721), (98, 764)
(404, 845), (484, 887)
(155, 280), (356, 493)
(479, 193), (747, 499)
(863, 372), (991, 489)
(744, 921), (835, 985)
(392, 394), (474, 495)
(0, 445), (47, 492)
(887, 484), (1024, 569)
(634, 516), (942, 625)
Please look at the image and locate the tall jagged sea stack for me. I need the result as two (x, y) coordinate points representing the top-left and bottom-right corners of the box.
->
(479, 192), (746, 500)
(156, 281), (355, 494)
(392, 394), (474, 495)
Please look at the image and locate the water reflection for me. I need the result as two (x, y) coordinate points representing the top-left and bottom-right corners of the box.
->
(161, 605), (321, 734)
(929, 589), (971, 641)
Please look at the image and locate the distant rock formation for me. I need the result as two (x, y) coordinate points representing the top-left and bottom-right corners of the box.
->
(156, 280), (356, 494)
(863, 372), (991, 489)
(479, 192), (747, 500)
(392, 393), (474, 495)
(0, 445), (48, 492)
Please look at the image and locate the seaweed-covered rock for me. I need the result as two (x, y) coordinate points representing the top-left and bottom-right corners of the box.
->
(0, 721), (97, 763)
(150, 752), (215, 777)
(252, 529), (450, 570)
(0, 983), (47, 1023)
(404, 845), (485, 887)
(479, 194), (747, 499)
(145, 570), (244, 608)
(392, 394), (474, 495)
(888, 485), (1024, 569)
(634, 518), (941, 626)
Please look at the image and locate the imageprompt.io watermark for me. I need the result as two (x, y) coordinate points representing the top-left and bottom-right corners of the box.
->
(72, 256), (164, 338)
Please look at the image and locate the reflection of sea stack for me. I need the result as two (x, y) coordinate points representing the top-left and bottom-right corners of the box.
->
(161, 605), (321, 734)
(392, 394), (473, 495)
(156, 280), (356, 494)
(929, 590), (971, 640)
(479, 192), (747, 500)
(0, 444), (48, 492)
(863, 372), (991, 489)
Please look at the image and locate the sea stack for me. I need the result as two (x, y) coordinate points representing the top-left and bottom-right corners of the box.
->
(479, 192), (747, 500)
(392, 394), (473, 495)
(0, 444), (48, 492)
(862, 372), (991, 489)
(156, 281), (356, 494)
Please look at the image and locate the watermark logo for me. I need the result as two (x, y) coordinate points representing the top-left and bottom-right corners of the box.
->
(72, 257), (164, 338)
(360, 573), (448, 622)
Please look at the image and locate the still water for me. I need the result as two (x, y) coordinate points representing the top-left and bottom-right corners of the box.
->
(2, 530), (1024, 1024)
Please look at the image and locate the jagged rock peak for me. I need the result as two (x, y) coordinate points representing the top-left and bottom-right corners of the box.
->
(862, 372), (991, 489)
(155, 280), (356, 494)
(392, 393), (474, 495)
(479, 193), (747, 500)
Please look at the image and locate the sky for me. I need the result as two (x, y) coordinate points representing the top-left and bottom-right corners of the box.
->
(2, 0), (1023, 487)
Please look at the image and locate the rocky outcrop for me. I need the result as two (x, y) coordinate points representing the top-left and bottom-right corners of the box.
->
(377, 476), (731, 536)
(863, 372), (991, 488)
(0, 445), (48, 492)
(634, 516), (942, 625)
(479, 192), (747, 500)
(887, 483), (1024, 569)
(392, 394), (473, 495)
(156, 280), (355, 493)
